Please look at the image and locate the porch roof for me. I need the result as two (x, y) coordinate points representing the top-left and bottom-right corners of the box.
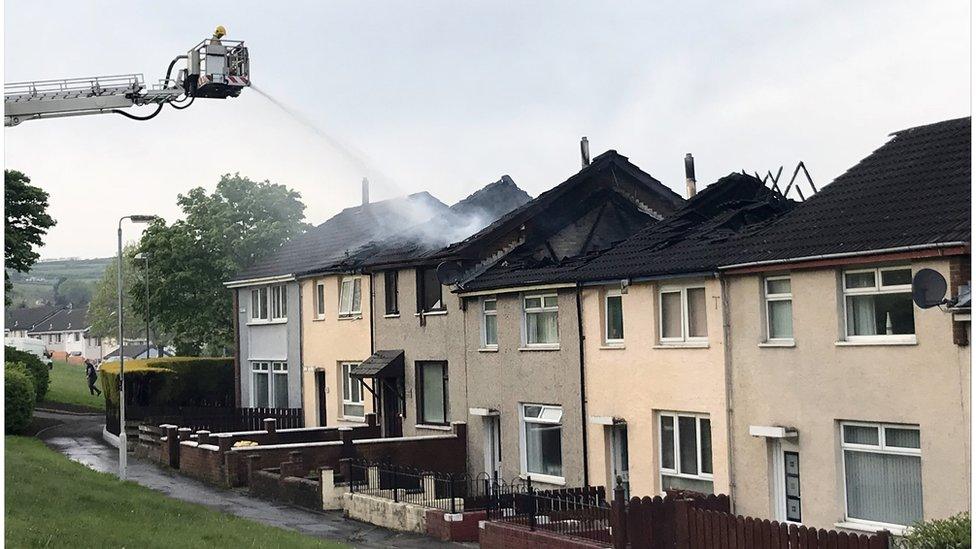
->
(350, 350), (404, 379)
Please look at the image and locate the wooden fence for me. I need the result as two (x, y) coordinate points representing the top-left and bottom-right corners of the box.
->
(611, 489), (892, 549)
(107, 406), (304, 435)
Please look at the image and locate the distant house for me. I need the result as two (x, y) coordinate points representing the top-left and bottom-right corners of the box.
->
(102, 343), (172, 362)
(5, 305), (63, 338)
(27, 307), (102, 360)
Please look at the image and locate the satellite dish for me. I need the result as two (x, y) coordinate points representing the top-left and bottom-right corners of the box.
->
(436, 261), (464, 285)
(912, 268), (947, 309)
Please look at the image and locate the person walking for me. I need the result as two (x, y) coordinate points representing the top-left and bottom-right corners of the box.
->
(85, 359), (102, 396)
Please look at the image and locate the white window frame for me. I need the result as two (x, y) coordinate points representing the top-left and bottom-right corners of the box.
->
(658, 286), (708, 344)
(658, 411), (713, 491)
(249, 360), (288, 407)
(764, 276), (793, 342)
(842, 267), (915, 343)
(339, 277), (362, 317)
(270, 284), (288, 321)
(840, 421), (922, 529)
(604, 289), (624, 345)
(482, 297), (498, 349)
(519, 403), (565, 484)
(250, 286), (269, 322)
(522, 293), (559, 347)
(315, 281), (326, 319)
(341, 362), (365, 421)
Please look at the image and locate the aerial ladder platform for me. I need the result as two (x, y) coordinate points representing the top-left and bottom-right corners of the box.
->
(5, 28), (249, 127)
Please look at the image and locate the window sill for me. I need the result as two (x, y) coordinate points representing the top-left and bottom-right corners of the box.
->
(834, 521), (907, 537)
(653, 342), (709, 349)
(478, 347), (499, 353)
(311, 316), (327, 322)
(337, 315), (363, 321)
(835, 337), (917, 347)
(416, 423), (452, 431)
(246, 319), (287, 326)
(342, 416), (366, 424)
(519, 473), (566, 486)
(599, 344), (626, 350)
(759, 340), (795, 348)
(383, 313), (400, 318)
(519, 345), (560, 352)
(415, 310), (448, 317)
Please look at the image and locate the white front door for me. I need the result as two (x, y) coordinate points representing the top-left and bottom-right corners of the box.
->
(611, 424), (630, 497)
(484, 415), (501, 479)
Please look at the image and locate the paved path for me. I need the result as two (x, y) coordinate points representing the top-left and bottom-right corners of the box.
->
(35, 410), (467, 548)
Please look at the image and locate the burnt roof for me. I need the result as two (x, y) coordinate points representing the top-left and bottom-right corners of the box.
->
(230, 192), (449, 283)
(5, 305), (64, 332)
(460, 173), (793, 290)
(726, 116), (971, 267)
(28, 307), (91, 333)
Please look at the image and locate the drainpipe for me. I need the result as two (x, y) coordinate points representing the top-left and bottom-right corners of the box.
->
(298, 281), (305, 417)
(720, 274), (736, 510)
(232, 289), (241, 407)
(575, 284), (589, 487)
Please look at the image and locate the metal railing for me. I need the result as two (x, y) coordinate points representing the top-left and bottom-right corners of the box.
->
(486, 478), (612, 545)
(5, 74), (144, 99)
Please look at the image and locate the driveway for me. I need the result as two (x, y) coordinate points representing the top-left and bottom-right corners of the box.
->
(34, 410), (468, 548)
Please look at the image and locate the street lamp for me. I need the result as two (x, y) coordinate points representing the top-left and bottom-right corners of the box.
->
(117, 214), (157, 480)
(134, 252), (150, 360)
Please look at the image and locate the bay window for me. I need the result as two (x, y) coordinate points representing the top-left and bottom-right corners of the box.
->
(417, 361), (448, 425)
(521, 404), (563, 481)
(339, 277), (362, 317)
(605, 289), (624, 344)
(341, 362), (365, 419)
(524, 294), (559, 346)
(841, 422), (922, 527)
(843, 267), (915, 341)
(764, 276), (793, 340)
(482, 297), (498, 348)
(659, 286), (707, 343)
(659, 412), (713, 494)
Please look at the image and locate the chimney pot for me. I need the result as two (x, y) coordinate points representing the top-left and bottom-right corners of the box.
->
(684, 153), (697, 198)
(362, 177), (370, 206)
(580, 137), (591, 168)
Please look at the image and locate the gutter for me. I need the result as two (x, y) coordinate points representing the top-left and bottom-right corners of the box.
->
(224, 274), (296, 289)
(720, 242), (969, 271)
(575, 284), (589, 488)
(457, 282), (575, 298)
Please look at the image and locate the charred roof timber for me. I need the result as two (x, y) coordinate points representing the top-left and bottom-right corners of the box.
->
(581, 137), (591, 168)
(685, 153), (697, 198)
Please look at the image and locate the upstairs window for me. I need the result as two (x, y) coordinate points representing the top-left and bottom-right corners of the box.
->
(764, 277), (793, 340)
(841, 422), (922, 527)
(843, 267), (914, 341)
(250, 287), (269, 321)
(524, 294), (559, 346)
(339, 277), (362, 317)
(605, 289), (624, 344)
(385, 271), (399, 315)
(417, 267), (444, 313)
(270, 284), (288, 321)
(660, 286), (707, 343)
(482, 297), (498, 348)
(315, 282), (326, 319)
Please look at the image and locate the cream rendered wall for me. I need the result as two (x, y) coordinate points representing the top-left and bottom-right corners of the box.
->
(582, 277), (731, 498)
(728, 258), (971, 531)
(300, 273), (374, 427)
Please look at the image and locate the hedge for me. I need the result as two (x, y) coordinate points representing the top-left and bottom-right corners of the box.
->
(6, 364), (36, 434)
(4, 346), (50, 401)
(99, 357), (234, 409)
(903, 512), (970, 548)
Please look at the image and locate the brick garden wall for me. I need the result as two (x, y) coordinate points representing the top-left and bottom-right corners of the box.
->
(479, 521), (610, 549)
(178, 442), (227, 485)
(425, 509), (486, 542)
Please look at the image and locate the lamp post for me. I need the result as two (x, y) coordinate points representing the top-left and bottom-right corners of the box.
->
(117, 214), (157, 480)
(134, 253), (150, 360)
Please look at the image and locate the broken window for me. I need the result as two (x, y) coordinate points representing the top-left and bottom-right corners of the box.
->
(417, 267), (444, 313)
(339, 277), (362, 317)
(385, 271), (399, 315)
(522, 404), (564, 480)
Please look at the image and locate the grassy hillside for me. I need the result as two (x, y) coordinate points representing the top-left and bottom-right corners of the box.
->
(6, 257), (110, 307)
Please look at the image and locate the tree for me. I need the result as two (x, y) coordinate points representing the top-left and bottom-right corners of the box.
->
(5, 170), (56, 304)
(133, 174), (307, 355)
(88, 249), (146, 340)
(55, 279), (94, 307)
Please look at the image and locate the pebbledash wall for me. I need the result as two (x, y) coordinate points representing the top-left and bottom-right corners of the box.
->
(727, 257), (971, 533)
(299, 272), (375, 427)
(580, 276), (731, 499)
(236, 280), (303, 408)
(461, 287), (586, 489)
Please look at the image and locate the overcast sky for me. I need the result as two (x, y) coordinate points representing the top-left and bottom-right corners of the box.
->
(4, 1), (970, 259)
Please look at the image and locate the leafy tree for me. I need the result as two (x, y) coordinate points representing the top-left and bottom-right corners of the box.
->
(55, 279), (93, 307)
(133, 174), (307, 355)
(5, 170), (56, 304)
(88, 250), (147, 340)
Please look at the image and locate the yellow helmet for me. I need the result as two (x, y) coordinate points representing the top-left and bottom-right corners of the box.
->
(213, 25), (227, 39)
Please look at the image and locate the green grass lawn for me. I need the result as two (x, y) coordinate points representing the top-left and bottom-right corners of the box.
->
(42, 361), (104, 411)
(5, 436), (345, 548)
